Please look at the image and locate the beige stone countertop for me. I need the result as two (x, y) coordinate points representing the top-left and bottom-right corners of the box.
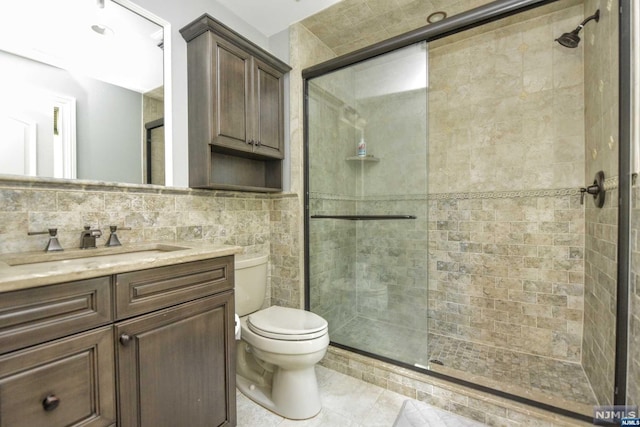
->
(0, 241), (243, 293)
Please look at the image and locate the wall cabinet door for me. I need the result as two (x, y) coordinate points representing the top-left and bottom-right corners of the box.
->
(115, 291), (236, 427)
(214, 39), (253, 155)
(253, 58), (285, 159)
(0, 327), (116, 427)
(212, 36), (285, 159)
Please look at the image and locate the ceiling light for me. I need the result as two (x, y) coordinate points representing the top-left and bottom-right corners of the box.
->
(427, 11), (447, 24)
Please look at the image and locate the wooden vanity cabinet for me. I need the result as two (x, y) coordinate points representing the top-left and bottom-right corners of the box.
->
(115, 291), (235, 427)
(0, 277), (115, 427)
(181, 14), (291, 192)
(0, 255), (236, 427)
(114, 256), (236, 427)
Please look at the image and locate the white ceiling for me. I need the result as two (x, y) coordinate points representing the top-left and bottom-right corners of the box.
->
(0, 0), (163, 93)
(0, 0), (340, 93)
(216, 0), (343, 37)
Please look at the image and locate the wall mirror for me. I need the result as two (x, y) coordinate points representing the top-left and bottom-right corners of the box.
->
(0, 0), (171, 186)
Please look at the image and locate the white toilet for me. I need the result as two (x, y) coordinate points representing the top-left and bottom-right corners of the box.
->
(234, 254), (329, 420)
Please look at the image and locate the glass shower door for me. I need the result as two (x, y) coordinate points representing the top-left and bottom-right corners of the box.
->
(306, 43), (429, 368)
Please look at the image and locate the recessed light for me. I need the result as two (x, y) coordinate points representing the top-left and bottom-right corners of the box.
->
(91, 24), (114, 36)
(427, 11), (447, 24)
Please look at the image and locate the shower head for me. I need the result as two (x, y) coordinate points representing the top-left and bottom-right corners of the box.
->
(555, 9), (600, 48)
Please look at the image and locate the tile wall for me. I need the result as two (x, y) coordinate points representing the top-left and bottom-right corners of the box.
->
(0, 177), (300, 310)
(428, 191), (585, 362)
(582, 0), (619, 405)
(630, 184), (640, 407)
(426, 6), (587, 362)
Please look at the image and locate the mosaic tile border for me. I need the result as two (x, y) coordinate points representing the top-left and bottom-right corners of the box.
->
(311, 186), (601, 202)
(309, 192), (427, 202)
(603, 176), (619, 191)
(311, 182), (619, 203)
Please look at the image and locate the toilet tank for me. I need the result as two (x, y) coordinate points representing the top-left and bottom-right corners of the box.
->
(235, 253), (269, 316)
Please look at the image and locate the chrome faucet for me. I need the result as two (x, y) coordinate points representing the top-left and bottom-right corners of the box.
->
(80, 226), (102, 249)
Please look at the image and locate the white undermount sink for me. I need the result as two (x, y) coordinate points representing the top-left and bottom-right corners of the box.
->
(2, 244), (191, 267)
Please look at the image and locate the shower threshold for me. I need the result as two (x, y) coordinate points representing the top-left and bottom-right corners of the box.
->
(330, 316), (597, 416)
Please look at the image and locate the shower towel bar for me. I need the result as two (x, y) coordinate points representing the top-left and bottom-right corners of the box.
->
(310, 215), (416, 220)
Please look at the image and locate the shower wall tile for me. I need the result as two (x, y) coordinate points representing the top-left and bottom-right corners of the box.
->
(582, 187), (618, 405)
(428, 192), (585, 362)
(300, 0), (584, 57)
(428, 5), (586, 194)
(355, 198), (429, 329)
(630, 186), (640, 407)
(309, 197), (358, 328)
(581, 0), (619, 406)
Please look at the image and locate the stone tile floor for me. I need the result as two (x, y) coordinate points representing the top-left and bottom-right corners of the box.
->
(236, 365), (410, 427)
(330, 316), (598, 407)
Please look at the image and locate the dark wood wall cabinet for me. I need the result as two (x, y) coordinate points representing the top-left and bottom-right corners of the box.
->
(0, 256), (236, 427)
(181, 14), (291, 193)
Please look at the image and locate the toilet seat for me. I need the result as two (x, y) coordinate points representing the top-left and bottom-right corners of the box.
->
(247, 306), (328, 341)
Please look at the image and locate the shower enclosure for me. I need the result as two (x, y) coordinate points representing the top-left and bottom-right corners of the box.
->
(306, 43), (430, 367)
(305, 0), (624, 419)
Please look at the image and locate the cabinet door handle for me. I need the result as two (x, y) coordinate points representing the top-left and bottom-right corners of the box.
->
(247, 139), (254, 145)
(42, 394), (60, 411)
(119, 333), (132, 346)
(255, 140), (261, 147)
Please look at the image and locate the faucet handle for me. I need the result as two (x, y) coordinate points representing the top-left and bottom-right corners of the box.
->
(28, 228), (63, 252)
(28, 228), (58, 236)
(106, 225), (131, 247)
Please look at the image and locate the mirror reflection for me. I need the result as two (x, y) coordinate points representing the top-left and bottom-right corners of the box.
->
(0, 0), (165, 185)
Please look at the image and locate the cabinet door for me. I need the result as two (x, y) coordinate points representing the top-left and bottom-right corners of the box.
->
(116, 292), (236, 427)
(214, 37), (253, 155)
(0, 327), (116, 427)
(252, 58), (285, 159)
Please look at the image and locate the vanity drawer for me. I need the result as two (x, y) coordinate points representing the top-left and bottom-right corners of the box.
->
(0, 277), (112, 354)
(0, 326), (116, 427)
(115, 256), (233, 319)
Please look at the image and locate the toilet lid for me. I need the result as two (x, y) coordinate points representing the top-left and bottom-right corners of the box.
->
(247, 306), (328, 341)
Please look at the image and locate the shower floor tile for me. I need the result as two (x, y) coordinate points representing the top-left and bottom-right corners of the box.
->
(330, 316), (598, 408)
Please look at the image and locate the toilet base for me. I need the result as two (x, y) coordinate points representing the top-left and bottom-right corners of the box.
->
(236, 365), (322, 420)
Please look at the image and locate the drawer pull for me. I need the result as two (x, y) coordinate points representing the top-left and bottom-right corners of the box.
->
(42, 394), (60, 411)
(119, 333), (132, 346)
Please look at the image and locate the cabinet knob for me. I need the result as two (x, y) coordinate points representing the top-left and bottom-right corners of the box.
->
(42, 394), (60, 411)
(255, 140), (261, 147)
(119, 333), (132, 346)
(247, 139), (254, 145)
